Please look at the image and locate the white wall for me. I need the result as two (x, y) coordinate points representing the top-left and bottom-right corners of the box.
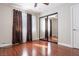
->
(36, 15), (40, 40)
(32, 15), (39, 40)
(40, 4), (77, 47)
(0, 5), (13, 47)
(0, 3), (77, 47)
(0, 4), (40, 47)
(40, 17), (45, 39)
(22, 13), (27, 43)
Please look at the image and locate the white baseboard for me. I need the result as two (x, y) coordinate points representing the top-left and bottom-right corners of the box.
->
(0, 44), (12, 47)
(58, 43), (72, 48)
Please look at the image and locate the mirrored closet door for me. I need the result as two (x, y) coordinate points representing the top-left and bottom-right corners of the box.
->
(39, 13), (58, 43)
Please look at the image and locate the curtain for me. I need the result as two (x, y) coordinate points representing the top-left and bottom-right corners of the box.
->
(50, 19), (52, 36)
(27, 13), (32, 41)
(12, 9), (23, 44)
(45, 18), (48, 40)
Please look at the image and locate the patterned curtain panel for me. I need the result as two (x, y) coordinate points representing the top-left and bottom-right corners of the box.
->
(12, 9), (23, 44)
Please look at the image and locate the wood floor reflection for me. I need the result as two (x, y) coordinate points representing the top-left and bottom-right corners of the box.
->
(0, 40), (79, 56)
(48, 36), (58, 43)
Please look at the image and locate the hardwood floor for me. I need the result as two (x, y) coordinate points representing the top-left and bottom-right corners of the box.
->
(0, 40), (79, 56)
(48, 36), (58, 43)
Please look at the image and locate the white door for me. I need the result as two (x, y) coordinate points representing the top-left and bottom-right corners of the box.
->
(72, 5), (79, 48)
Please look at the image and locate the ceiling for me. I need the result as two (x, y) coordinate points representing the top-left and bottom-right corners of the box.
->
(0, 3), (76, 14)
(10, 3), (66, 13)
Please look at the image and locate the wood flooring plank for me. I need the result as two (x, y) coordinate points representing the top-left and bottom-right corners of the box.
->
(0, 40), (79, 56)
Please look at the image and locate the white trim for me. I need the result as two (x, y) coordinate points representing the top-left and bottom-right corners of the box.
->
(0, 44), (12, 47)
(58, 43), (72, 48)
(70, 5), (74, 48)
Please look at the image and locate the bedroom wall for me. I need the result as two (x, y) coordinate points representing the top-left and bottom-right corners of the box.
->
(0, 4), (39, 47)
(40, 4), (77, 47)
(0, 3), (77, 47)
(0, 4), (13, 47)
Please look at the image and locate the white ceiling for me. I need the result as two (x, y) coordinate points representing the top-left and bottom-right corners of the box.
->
(10, 3), (66, 13)
(0, 3), (77, 14)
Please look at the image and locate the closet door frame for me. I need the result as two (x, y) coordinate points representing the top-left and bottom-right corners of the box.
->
(50, 19), (52, 37)
(39, 12), (58, 42)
